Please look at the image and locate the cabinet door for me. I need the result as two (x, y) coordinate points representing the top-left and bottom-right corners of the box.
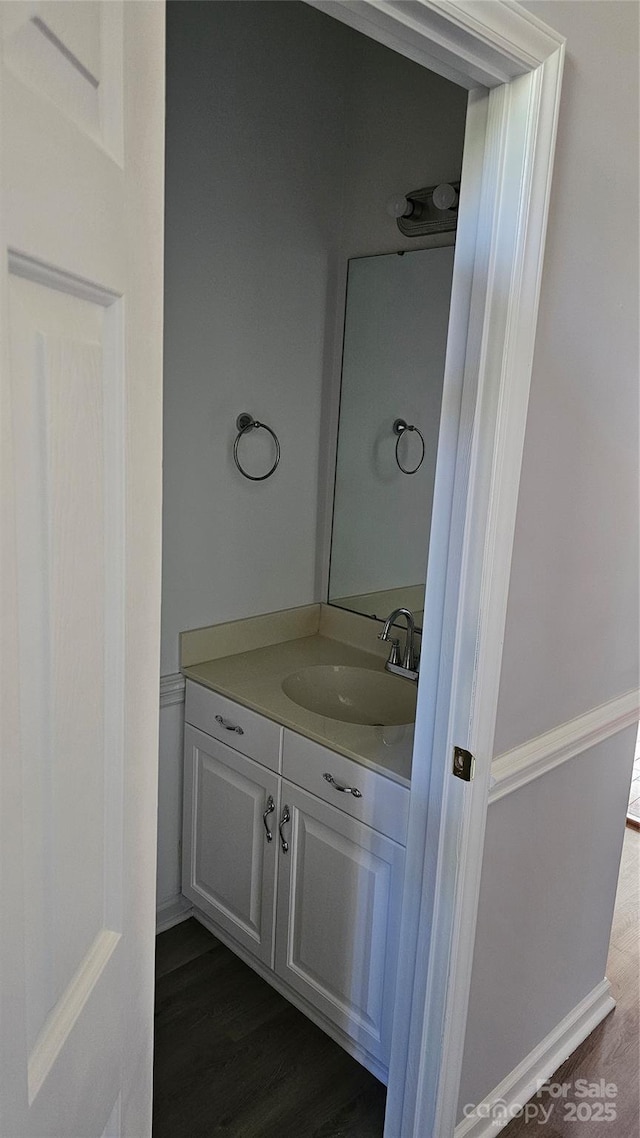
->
(183, 725), (279, 966)
(275, 782), (405, 1065)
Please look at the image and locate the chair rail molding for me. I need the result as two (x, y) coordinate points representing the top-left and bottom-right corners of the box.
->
(490, 690), (640, 803)
(160, 672), (186, 708)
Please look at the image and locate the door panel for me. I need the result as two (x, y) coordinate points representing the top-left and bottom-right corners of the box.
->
(183, 726), (279, 967)
(9, 271), (124, 1102)
(275, 782), (405, 1064)
(3, 1), (121, 155)
(0, 3), (164, 1135)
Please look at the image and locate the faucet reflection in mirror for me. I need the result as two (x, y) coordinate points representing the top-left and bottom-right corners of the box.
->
(328, 245), (456, 630)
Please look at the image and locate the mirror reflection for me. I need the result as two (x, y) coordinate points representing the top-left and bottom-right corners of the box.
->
(328, 246), (455, 627)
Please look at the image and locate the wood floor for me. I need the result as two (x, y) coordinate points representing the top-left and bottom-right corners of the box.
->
(153, 827), (638, 1137)
(153, 922), (386, 1137)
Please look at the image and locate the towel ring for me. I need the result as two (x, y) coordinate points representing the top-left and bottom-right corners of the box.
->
(393, 418), (425, 475)
(233, 413), (281, 481)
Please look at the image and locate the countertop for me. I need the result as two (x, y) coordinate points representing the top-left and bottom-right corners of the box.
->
(182, 633), (414, 786)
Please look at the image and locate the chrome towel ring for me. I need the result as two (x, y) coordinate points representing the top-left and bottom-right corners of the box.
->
(393, 418), (425, 475)
(233, 413), (281, 481)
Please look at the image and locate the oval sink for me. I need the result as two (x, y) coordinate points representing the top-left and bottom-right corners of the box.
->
(281, 665), (416, 726)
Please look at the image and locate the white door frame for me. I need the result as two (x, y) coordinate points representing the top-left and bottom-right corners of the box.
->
(307, 3), (565, 1135)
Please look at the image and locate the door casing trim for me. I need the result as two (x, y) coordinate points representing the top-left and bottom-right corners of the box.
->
(305, 3), (565, 1135)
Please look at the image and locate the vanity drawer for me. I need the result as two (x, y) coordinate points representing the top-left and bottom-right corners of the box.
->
(282, 729), (409, 844)
(184, 680), (282, 772)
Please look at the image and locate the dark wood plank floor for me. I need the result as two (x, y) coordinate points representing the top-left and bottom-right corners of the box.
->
(154, 828), (638, 1138)
(153, 922), (386, 1137)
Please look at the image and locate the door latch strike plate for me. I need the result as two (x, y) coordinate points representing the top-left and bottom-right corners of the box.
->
(453, 746), (475, 781)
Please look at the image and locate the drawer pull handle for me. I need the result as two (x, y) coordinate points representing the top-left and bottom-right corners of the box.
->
(263, 795), (275, 842)
(279, 805), (290, 853)
(323, 772), (362, 798)
(215, 714), (244, 735)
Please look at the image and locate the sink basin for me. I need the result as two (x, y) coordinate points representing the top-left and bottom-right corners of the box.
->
(281, 665), (416, 726)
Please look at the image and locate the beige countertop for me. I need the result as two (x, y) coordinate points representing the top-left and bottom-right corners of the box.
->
(182, 632), (414, 786)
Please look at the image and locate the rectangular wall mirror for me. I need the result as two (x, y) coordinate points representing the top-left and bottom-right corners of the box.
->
(328, 245), (456, 628)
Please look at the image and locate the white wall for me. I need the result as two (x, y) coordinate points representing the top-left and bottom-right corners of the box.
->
(458, 726), (636, 1118)
(494, 0), (639, 755)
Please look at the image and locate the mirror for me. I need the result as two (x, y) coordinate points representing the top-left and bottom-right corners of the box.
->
(328, 246), (455, 627)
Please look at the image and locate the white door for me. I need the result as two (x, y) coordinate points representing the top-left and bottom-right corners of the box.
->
(275, 781), (405, 1067)
(182, 726), (279, 967)
(0, 3), (165, 1136)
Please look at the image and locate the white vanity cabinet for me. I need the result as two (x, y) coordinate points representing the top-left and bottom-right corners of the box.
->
(275, 780), (405, 1065)
(181, 678), (409, 1077)
(182, 725), (280, 967)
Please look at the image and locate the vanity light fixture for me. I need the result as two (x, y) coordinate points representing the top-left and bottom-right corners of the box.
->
(386, 181), (460, 238)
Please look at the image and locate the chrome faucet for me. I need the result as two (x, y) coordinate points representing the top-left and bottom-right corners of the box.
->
(378, 608), (419, 682)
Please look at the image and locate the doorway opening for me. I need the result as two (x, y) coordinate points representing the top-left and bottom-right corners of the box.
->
(157, 1), (468, 1133)
(0, 0), (570, 1133)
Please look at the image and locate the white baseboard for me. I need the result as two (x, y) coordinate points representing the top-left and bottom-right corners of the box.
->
(455, 978), (616, 1138)
(156, 895), (193, 934)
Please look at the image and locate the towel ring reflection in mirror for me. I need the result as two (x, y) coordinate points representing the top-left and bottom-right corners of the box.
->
(393, 418), (425, 475)
(233, 413), (281, 481)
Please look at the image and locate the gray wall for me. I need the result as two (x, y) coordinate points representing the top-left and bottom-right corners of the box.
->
(339, 28), (468, 258)
(161, 1), (346, 677)
(161, 0), (468, 677)
(493, 0), (639, 755)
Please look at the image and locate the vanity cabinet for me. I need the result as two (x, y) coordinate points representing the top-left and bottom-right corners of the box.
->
(184, 678), (281, 772)
(275, 780), (405, 1064)
(182, 679), (409, 1077)
(281, 727), (409, 843)
(182, 724), (279, 967)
